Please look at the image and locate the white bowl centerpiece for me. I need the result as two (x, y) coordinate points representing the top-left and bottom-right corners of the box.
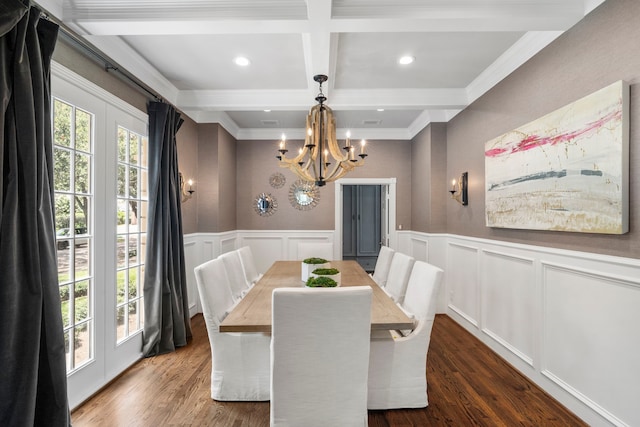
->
(301, 257), (330, 282)
(310, 267), (341, 287)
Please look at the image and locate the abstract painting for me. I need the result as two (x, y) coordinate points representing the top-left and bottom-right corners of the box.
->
(485, 81), (629, 234)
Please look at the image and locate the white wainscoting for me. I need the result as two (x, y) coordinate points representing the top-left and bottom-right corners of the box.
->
(184, 229), (639, 426)
(400, 231), (640, 427)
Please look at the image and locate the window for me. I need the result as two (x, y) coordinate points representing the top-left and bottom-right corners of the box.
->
(116, 126), (148, 341)
(53, 98), (94, 372)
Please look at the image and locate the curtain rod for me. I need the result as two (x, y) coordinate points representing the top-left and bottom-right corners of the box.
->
(39, 8), (163, 102)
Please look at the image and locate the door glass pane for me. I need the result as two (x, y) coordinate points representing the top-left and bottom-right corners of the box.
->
(116, 126), (146, 343)
(53, 97), (94, 373)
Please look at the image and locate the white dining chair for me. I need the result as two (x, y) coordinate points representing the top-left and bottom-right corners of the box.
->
(367, 260), (443, 410)
(297, 241), (333, 261)
(237, 245), (262, 285)
(383, 252), (415, 304)
(270, 287), (372, 427)
(219, 250), (251, 301)
(371, 245), (395, 287)
(194, 258), (271, 401)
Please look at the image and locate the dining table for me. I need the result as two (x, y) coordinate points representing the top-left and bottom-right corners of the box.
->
(219, 260), (414, 333)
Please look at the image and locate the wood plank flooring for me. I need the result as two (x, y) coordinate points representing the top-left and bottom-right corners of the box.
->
(72, 314), (586, 426)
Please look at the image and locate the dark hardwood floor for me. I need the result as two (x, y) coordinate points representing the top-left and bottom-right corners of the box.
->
(71, 314), (586, 426)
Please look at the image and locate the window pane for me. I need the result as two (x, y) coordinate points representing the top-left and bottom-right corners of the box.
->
(128, 201), (139, 233)
(116, 306), (126, 341)
(139, 201), (148, 231)
(75, 243), (90, 280)
(60, 284), (71, 329)
(140, 170), (148, 200)
(117, 270), (126, 304)
(118, 127), (127, 162)
(55, 194), (71, 229)
(140, 136), (148, 168)
(128, 267), (138, 299)
(54, 100), (72, 147)
(75, 280), (90, 323)
(117, 164), (127, 197)
(74, 322), (91, 367)
(117, 235), (126, 268)
(54, 148), (71, 192)
(74, 196), (89, 234)
(75, 152), (91, 194)
(64, 330), (71, 371)
(128, 235), (138, 264)
(75, 109), (91, 152)
(129, 167), (138, 198)
(128, 301), (139, 335)
(139, 234), (147, 266)
(129, 133), (138, 164)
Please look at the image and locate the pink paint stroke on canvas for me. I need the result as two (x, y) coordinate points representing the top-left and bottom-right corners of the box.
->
(485, 108), (622, 158)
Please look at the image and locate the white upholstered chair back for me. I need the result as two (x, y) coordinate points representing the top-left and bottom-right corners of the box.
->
(270, 287), (372, 427)
(238, 246), (261, 285)
(194, 258), (271, 401)
(383, 252), (415, 304)
(402, 261), (443, 321)
(367, 260), (443, 410)
(297, 241), (333, 261)
(219, 250), (251, 301)
(194, 258), (234, 325)
(371, 246), (395, 287)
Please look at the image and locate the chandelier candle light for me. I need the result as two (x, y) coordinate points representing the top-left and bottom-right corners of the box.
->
(276, 75), (368, 186)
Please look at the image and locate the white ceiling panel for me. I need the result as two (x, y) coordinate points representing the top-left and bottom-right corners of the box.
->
(38, 0), (606, 139)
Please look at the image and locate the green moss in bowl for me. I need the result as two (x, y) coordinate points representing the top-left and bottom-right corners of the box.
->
(306, 276), (338, 288)
(303, 257), (329, 264)
(311, 267), (339, 275)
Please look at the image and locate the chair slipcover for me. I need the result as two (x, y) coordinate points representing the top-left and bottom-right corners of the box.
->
(238, 246), (262, 285)
(271, 287), (372, 427)
(219, 250), (251, 301)
(194, 258), (270, 401)
(371, 246), (395, 287)
(367, 261), (443, 410)
(297, 241), (333, 261)
(383, 252), (415, 304)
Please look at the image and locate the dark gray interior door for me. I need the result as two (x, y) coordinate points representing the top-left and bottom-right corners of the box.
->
(342, 185), (381, 271)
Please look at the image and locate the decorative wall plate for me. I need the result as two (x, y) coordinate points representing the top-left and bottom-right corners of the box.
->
(269, 172), (286, 189)
(289, 180), (320, 211)
(254, 193), (277, 217)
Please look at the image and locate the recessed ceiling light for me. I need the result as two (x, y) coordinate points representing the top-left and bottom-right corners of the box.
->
(234, 56), (250, 66)
(377, 108), (385, 112)
(398, 55), (415, 65)
(264, 109), (271, 112)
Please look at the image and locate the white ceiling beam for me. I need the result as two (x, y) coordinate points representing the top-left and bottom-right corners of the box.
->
(303, 0), (332, 88)
(176, 88), (468, 111)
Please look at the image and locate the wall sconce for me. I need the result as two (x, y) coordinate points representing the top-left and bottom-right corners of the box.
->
(179, 172), (195, 203)
(449, 172), (468, 206)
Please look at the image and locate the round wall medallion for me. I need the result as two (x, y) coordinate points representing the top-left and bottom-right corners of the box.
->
(269, 172), (286, 189)
(254, 193), (278, 217)
(289, 180), (320, 211)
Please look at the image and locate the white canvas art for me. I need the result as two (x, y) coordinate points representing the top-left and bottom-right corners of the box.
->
(485, 81), (629, 234)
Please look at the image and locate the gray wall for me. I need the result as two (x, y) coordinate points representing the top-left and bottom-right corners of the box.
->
(235, 138), (412, 231)
(444, 0), (640, 259)
(411, 123), (447, 233)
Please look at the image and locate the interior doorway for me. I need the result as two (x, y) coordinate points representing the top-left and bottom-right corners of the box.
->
(342, 185), (382, 272)
(334, 178), (397, 267)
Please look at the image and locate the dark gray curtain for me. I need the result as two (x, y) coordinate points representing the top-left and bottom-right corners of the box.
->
(0, 2), (70, 426)
(143, 101), (192, 357)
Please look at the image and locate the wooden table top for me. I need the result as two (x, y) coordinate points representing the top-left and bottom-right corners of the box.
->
(219, 260), (414, 333)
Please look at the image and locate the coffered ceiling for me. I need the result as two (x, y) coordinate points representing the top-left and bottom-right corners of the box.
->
(38, 0), (605, 140)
